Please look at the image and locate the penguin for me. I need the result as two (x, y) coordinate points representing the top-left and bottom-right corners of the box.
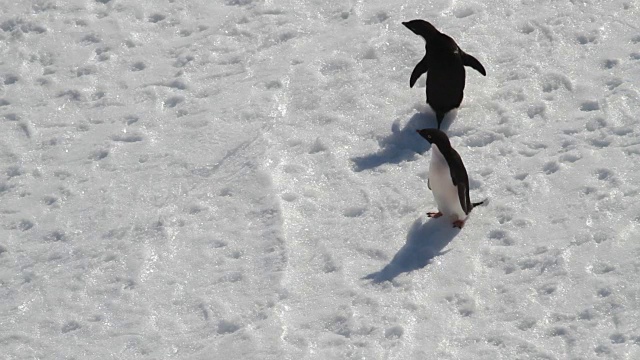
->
(416, 128), (483, 228)
(403, 19), (486, 129)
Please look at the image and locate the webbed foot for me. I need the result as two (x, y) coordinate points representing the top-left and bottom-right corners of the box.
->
(452, 219), (465, 229)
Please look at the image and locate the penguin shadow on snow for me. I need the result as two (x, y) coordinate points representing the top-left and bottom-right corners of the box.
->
(363, 216), (460, 283)
(352, 110), (456, 172)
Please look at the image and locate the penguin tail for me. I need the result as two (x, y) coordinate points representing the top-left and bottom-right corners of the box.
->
(471, 199), (488, 209)
(436, 112), (445, 129)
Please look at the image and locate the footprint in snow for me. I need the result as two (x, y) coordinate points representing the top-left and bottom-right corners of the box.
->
(95, 46), (111, 62)
(3, 74), (19, 85)
(384, 325), (404, 339)
(488, 229), (515, 246)
(580, 100), (600, 112)
(576, 32), (597, 45)
(164, 96), (184, 108)
(543, 161), (560, 175)
(111, 134), (143, 142)
(61, 321), (81, 333)
(124, 115), (139, 125)
(603, 59), (619, 69)
(148, 14), (166, 23)
(541, 72), (573, 93)
(89, 149), (109, 161)
(57, 89), (84, 102)
(445, 293), (475, 317)
(18, 219), (34, 231)
(131, 61), (146, 71)
(80, 33), (101, 45)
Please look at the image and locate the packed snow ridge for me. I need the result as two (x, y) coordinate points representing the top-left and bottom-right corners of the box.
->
(1, 1), (639, 359)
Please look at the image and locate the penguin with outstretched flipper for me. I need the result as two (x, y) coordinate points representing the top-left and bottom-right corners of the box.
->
(403, 20), (486, 129)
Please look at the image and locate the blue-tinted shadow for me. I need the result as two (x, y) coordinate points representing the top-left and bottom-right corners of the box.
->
(363, 216), (460, 283)
(352, 111), (454, 172)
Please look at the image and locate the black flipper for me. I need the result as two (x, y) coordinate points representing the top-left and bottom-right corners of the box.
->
(457, 183), (471, 214)
(464, 186), (473, 214)
(427, 177), (431, 190)
(461, 51), (486, 76)
(448, 163), (459, 187)
(410, 56), (429, 88)
(446, 148), (473, 214)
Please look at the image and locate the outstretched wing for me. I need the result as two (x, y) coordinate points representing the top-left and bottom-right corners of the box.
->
(410, 56), (429, 88)
(461, 51), (486, 76)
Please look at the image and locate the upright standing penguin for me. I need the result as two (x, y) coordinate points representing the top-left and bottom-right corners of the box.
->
(417, 128), (483, 228)
(403, 20), (486, 129)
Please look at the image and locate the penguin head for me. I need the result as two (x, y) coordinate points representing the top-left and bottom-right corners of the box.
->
(402, 20), (440, 41)
(416, 128), (451, 148)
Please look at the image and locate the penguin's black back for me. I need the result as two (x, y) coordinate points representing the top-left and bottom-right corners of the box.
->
(426, 34), (466, 115)
(403, 20), (486, 124)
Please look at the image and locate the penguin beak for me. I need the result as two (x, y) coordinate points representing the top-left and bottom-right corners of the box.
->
(416, 129), (434, 143)
(402, 22), (415, 33)
(402, 20), (437, 40)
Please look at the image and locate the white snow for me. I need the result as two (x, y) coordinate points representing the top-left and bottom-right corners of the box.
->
(1, 0), (639, 359)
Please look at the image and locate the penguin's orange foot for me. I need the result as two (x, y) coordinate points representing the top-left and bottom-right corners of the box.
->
(427, 211), (443, 218)
(452, 220), (465, 229)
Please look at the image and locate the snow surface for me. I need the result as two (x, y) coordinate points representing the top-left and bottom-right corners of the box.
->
(1, 0), (640, 359)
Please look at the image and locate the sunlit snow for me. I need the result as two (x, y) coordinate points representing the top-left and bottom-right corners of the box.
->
(1, 0), (639, 359)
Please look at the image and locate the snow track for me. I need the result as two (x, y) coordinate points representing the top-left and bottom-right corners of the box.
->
(1, 1), (288, 358)
(1, 0), (640, 359)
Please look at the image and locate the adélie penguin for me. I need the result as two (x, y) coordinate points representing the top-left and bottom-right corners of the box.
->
(403, 19), (486, 129)
(417, 128), (484, 228)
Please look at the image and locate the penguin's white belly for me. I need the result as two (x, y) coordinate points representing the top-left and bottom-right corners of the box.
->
(429, 145), (466, 220)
